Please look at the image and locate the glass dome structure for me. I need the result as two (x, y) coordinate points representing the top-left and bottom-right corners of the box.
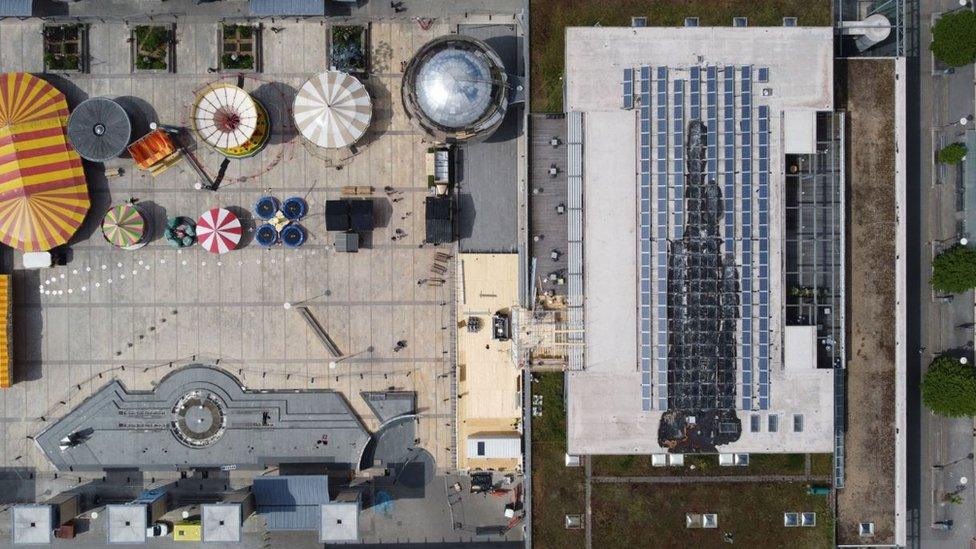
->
(402, 36), (508, 142)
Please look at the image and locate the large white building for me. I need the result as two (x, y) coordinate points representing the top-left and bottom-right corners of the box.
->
(564, 26), (842, 456)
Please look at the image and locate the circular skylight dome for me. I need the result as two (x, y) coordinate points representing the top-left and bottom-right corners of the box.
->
(402, 36), (508, 142)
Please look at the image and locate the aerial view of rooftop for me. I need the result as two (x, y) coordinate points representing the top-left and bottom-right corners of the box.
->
(1, 0), (971, 548)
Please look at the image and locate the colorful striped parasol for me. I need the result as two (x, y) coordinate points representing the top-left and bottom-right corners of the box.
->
(0, 72), (90, 251)
(196, 207), (241, 254)
(101, 203), (146, 248)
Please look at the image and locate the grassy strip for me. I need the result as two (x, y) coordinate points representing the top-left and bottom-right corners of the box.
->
(531, 372), (585, 548)
(593, 481), (832, 548)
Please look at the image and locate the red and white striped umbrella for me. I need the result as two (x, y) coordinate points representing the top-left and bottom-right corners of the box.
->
(196, 208), (242, 254)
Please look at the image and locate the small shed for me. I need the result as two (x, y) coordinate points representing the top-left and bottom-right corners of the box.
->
(106, 504), (147, 544)
(349, 199), (374, 231)
(466, 433), (521, 459)
(0, 0), (32, 17)
(202, 504), (242, 543)
(335, 232), (360, 253)
(319, 501), (359, 543)
(253, 476), (330, 531)
(12, 505), (53, 545)
(325, 200), (351, 232)
(249, 0), (325, 16)
(425, 196), (453, 244)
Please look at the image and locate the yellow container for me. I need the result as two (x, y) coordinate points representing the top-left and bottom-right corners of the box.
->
(173, 522), (201, 541)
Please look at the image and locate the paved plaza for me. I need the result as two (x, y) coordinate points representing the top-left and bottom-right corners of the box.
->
(0, 18), (469, 484)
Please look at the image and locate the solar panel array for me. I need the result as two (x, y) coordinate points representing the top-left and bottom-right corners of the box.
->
(655, 67), (669, 411)
(637, 66), (654, 411)
(627, 64), (772, 412)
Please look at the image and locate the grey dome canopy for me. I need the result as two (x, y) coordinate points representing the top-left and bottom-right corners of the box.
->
(67, 97), (132, 162)
(402, 35), (508, 142)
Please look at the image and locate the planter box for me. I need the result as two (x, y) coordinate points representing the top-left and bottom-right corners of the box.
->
(131, 24), (175, 74)
(220, 23), (261, 73)
(43, 24), (88, 73)
(329, 24), (368, 74)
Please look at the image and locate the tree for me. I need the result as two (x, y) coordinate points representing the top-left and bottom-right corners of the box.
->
(922, 356), (976, 417)
(938, 142), (968, 164)
(931, 10), (976, 67)
(931, 244), (976, 293)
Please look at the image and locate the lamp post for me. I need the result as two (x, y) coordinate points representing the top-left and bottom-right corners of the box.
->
(283, 289), (332, 310)
(933, 453), (974, 469)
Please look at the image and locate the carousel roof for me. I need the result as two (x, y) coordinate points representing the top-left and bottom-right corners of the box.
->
(192, 83), (258, 149)
(294, 71), (372, 149)
(0, 72), (89, 251)
(67, 97), (131, 162)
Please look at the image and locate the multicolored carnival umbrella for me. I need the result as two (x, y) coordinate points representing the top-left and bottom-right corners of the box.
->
(294, 71), (372, 149)
(196, 207), (241, 254)
(100, 203), (146, 248)
(0, 72), (90, 251)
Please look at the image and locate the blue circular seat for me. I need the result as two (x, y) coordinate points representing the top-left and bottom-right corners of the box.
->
(280, 224), (306, 248)
(282, 196), (308, 221)
(255, 224), (279, 247)
(254, 196), (281, 220)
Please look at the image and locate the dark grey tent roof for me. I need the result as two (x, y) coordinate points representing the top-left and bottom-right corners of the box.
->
(249, 0), (324, 16)
(254, 476), (329, 531)
(67, 98), (131, 162)
(349, 199), (374, 232)
(0, 0), (31, 17)
(325, 200), (350, 232)
(425, 196), (453, 244)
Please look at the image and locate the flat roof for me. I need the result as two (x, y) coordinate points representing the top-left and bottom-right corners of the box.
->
(106, 504), (147, 544)
(12, 505), (52, 545)
(34, 366), (369, 470)
(320, 502), (359, 542)
(566, 26), (835, 455)
(202, 504), (242, 543)
(456, 254), (522, 469)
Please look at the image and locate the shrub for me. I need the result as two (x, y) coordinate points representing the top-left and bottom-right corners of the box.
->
(931, 244), (976, 293)
(135, 26), (168, 55)
(222, 53), (254, 70)
(922, 356), (976, 417)
(44, 54), (80, 71)
(931, 10), (976, 67)
(938, 142), (967, 164)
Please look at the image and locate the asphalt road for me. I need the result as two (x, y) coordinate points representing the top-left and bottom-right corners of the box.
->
(909, 1), (976, 547)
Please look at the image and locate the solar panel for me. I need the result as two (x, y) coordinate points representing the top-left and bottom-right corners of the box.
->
(758, 67), (769, 83)
(623, 68), (634, 109)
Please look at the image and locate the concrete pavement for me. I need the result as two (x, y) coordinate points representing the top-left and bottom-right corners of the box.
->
(911, 1), (976, 547)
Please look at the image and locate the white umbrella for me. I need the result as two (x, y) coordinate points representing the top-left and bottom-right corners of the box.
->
(192, 84), (258, 149)
(294, 71), (372, 149)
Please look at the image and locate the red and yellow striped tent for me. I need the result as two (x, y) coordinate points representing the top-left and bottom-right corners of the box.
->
(0, 73), (89, 251)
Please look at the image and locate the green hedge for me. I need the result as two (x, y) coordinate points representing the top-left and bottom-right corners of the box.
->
(922, 356), (976, 417)
(938, 142), (968, 164)
(931, 244), (976, 293)
(931, 11), (976, 67)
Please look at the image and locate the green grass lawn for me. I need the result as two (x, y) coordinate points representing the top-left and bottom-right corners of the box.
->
(593, 481), (833, 548)
(593, 453), (833, 477)
(530, 0), (833, 112)
(531, 372), (585, 549)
